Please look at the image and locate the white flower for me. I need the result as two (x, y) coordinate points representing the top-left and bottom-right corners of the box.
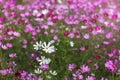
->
(57, 0), (62, 3)
(46, 75), (51, 79)
(34, 68), (43, 74)
(32, 10), (39, 16)
(38, 56), (51, 65)
(42, 40), (56, 53)
(81, 25), (87, 29)
(42, 9), (48, 15)
(33, 41), (42, 50)
(104, 21), (109, 26)
(33, 40), (56, 53)
(49, 70), (57, 76)
(70, 41), (74, 47)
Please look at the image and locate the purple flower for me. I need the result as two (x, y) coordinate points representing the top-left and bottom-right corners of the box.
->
(68, 64), (76, 71)
(106, 32), (113, 39)
(9, 53), (17, 58)
(112, 48), (118, 54)
(83, 33), (90, 39)
(64, 78), (71, 80)
(0, 69), (8, 75)
(39, 64), (50, 70)
(1, 45), (8, 50)
(53, 35), (59, 41)
(72, 71), (83, 80)
(94, 63), (99, 70)
(6, 43), (13, 48)
(81, 65), (90, 73)
(86, 76), (96, 80)
(105, 60), (116, 72)
(13, 32), (21, 37)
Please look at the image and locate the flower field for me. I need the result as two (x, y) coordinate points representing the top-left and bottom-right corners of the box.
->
(0, 0), (120, 80)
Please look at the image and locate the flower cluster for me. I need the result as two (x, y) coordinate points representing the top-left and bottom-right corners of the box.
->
(0, 0), (120, 80)
(33, 40), (56, 53)
(33, 40), (57, 79)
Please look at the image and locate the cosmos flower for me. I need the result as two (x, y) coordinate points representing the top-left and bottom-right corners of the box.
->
(105, 60), (116, 72)
(106, 32), (113, 39)
(33, 41), (42, 50)
(86, 76), (96, 80)
(81, 25), (87, 29)
(81, 65), (90, 73)
(34, 68), (43, 74)
(83, 33), (90, 39)
(42, 40), (56, 53)
(38, 56), (51, 65)
(70, 41), (74, 47)
(46, 75), (52, 79)
(42, 9), (48, 15)
(68, 64), (76, 71)
(49, 70), (57, 76)
(9, 53), (17, 58)
(39, 64), (50, 70)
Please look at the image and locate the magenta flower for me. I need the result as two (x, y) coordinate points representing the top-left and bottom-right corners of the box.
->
(72, 71), (83, 80)
(112, 48), (118, 54)
(69, 33), (75, 38)
(68, 64), (76, 71)
(0, 69), (8, 75)
(13, 32), (21, 37)
(50, 29), (55, 33)
(1, 45), (8, 50)
(81, 65), (90, 73)
(80, 47), (86, 51)
(9, 53), (17, 58)
(39, 64), (50, 70)
(83, 33), (90, 39)
(53, 35), (59, 41)
(86, 76), (96, 80)
(105, 60), (116, 72)
(6, 43), (13, 48)
(63, 31), (69, 36)
(106, 32), (113, 39)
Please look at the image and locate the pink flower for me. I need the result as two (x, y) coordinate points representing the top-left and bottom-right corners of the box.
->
(53, 35), (59, 41)
(103, 41), (110, 45)
(9, 53), (17, 58)
(105, 60), (116, 72)
(81, 65), (90, 73)
(7, 28), (14, 35)
(6, 43), (13, 48)
(13, 32), (21, 37)
(68, 64), (76, 71)
(50, 29), (55, 33)
(23, 45), (27, 48)
(83, 33), (90, 39)
(0, 41), (2, 46)
(22, 39), (28, 45)
(87, 27), (93, 32)
(63, 31), (69, 36)
(0, 69), (8, 75)
(69, 33), (75, 38)
(1, 45), (8, 50)
(41, 25), (48, 29)
(113, 25), (119, 30)
(112, 48), (118, 54)
(32, 31), (37, 36)
(106, 32), (113, 39)
(80, 47), (86, 51)
(86, 76), (96, 80)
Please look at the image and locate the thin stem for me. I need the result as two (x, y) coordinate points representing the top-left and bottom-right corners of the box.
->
(112, 73), (115, 80)
(0, 48), (3, 79)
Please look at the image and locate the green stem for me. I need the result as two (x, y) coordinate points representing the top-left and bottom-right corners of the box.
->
(0, 48), (3, 79)
(112, 73), (115, 80)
